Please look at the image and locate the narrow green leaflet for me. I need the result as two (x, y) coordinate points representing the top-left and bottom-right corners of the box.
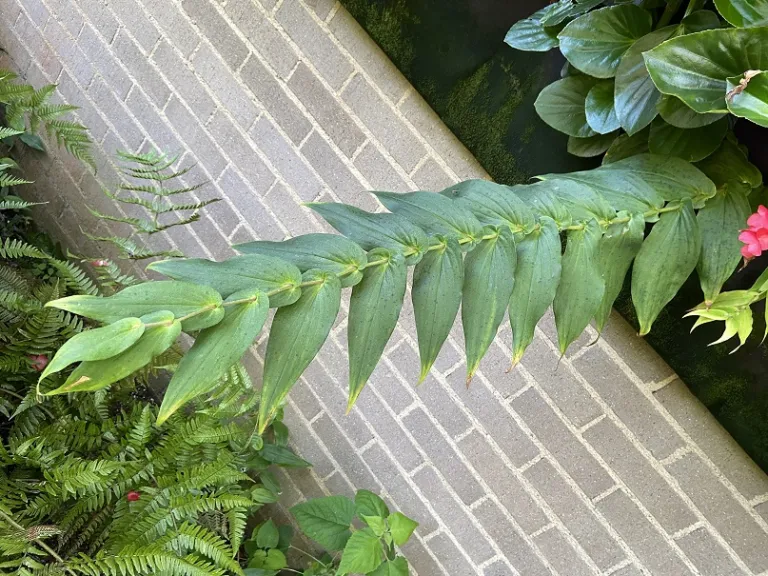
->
(48, 311), (180, 395)
(714, 0), (768, 27)
(258, 271), (341, 433)
(515, 181), (572, 227)
(463, 227), (516, 381)
(307, 203), (428, 265)
(348, 249), (407, 409)
(585, 80), (620, 134)
(148, 255), (302, 305)
(648, 117), (728, 162)
(258, 444), (311, 468)
(40, 317), (145, 381)
(355, 490), (390, 518)
(369, 558), (409, 576)
(558, 4), (652, 78)
(644, 27), (768, 113)
(388, 512), (418, 546)
(336, 529), (383, 575)
(568, 133), (617, 157)
(443, 179), (536, 233)
(697, 185), (751, 302)
(614, 26), (677, 135)
(726, 70), (768, 128)
(291, 496), (356, 551)
(509, 217), (562, 364)
(632, 200), (702, 335)
(534, 76), (598, 137)
(658, 96), (726, 129)
(694, 138), (763, 188)
(553, 220), (604, 354)
(602, 128), (650, 165)
(542, 178), (616, 221)
(157, 288), (269, 424)
(411, 238), (463, 381)
(504, 4), (562, 52)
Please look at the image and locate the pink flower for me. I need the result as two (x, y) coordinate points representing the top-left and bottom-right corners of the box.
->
(91, 259), (109, 267)
(126, 491), (141, 502)
(740, 205), (768, 259)
(28, 354), (48, 372)
(748, 205), (768, 230)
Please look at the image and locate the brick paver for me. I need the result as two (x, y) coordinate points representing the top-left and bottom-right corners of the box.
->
(3, 1), (768, 574)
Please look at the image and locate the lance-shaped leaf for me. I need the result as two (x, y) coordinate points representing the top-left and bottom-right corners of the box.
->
(553, 220), (605, 354)
(148, 255), (302, 305)
(504, 4), (563, 52)
(726, 70), (768, 128)
(534, 76), (598, 138)
(568, 133), (617, 158)
(714, 0), (768, 27)
(648, 117), (728, 162)
(602, 128), (650, 165)
(632, 199), (702, 335)
(40, 317), (145, 382)
(595, 213), (645, 332)
(644, 27), (768, 113)
(411, 238), (463, 382)
(558, 4), (652, 78)
(47, 311), (180, 395)
(509, 217), (562, 364)
(236, 234), (367, 288)
(463, 227), (517, 380)
(544, 178), (616, 221)
(442, 179), (535, 233)
(697, 184), (751, 302)
(157, 288), (269, 424)
(258, 271), (341, 433)
(695, 138), (763, 188)
(515, 181), (572, 227)
(657, 96), (726, 129)
(348, 249), (407, 408)
(585, 80), (620, 134)
(307, 202), (428, 265)
(47, 281), (223, 332)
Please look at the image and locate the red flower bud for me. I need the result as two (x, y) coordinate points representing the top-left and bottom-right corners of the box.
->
(28, 354), (48, 372)
(91, 260), (109, 267)
(126, 491), (141, 502)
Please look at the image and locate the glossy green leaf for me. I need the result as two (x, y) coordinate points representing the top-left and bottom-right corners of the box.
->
(258, 444), (311, 468)
(558, 4), (652, 78)
(568, 133), (617, 157)
(632, 200), (702, 335)
(541, 0), (605, 27)
(40, 317), (145, 382)
(553, 220), (605, 354)
(355, 490), (390, 519)
(462, 227), (516, 381)
(388, 512), (418, 546)
(726, 70), (768, 127)
(337, 529), (383, 575)
(697, 184), (751, 302)
(157, 288), (269, 424)
(369, 557), (409, 576)
(148, 255), (302, 305)
(648, 117), (728, 162)
(256, 520), (280, 549)
(509, 217), (562, 364)
(585, 80), (620, 134)
(504, 4), (562, 52)
(411, 238), (463, 381)
(644, 27), (768, 113)
(291, 495), (356, 551)
(348, 249), (407, 409)
(694, 138), (763, 188)
(657, 96), (726, 129)
(258, 270), (341, 433)
(614, 26), (677, 135)
(443, 179), (536, 233)
(307, 202), (428, 265)
(681, 10), (724, 32)
(714, 0), (768, 27)
(602, 128), (650, 165)
(48, 311), (180, 395)
(534, 76), (598, 137)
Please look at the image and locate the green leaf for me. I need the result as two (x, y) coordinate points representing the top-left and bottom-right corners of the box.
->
(657, 96), (726, 129)
(337, 529), (384, 576)
(585, 80), (620, 134)
(369, 557), (409, 576)
(387, 512), (418, 546)
(632, 199), (702, 335)
(644, 27), (768, 113)
(694, 137), (763, 188)
(462, 227), (517, 380)
(47, 281), (224, 332)
(553, 220), (604, 354)
(602, 128), (650, 165)
(568, 133), (617, 157)
(697, 185), (751, 302)
(307, 203), (428, 265)
(259, 444), (311, 468)
(614, 26), (678, 135)
(442, 179), (536, 233)
(348, 249), (407, 408)
(539, 178), (616, 222)
(595, 214), (645, 332)
(714, 0), (768, 27)
(148, 255), (302, 306)
(726, 70), (768, 127)
(248, 549), (286, 571)
(356, 490), (390, 519)
(48, 311), (181, 394)
(40, 317), (145, 381)
(19, 132), (45, 152)
(291, 495), (356, 551)
(258, 270), (341, 433)
(509, 217), (562, 364)
(411, 238), (463, 381)
(256, 520), (280, 549)
(648, 117), (728, 162)
(504, 4), (562, 52)
(157, 288), (269, 424)
(362, 515), (387, 537)
(558, 5), (652, 78)
(235, 233), (367, 288)
(680, 10), (724, 33)
(534, 76), (598, 137)
(541, 0), (605, 27)
(515, 181), (573, 228)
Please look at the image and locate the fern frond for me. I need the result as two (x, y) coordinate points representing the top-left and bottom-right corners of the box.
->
(0, 238), (46, 259)
(81, 230), (183, 260)
(0, 172), (33, 187)
(0, 127), (23, 140)
(0, 199), (43, 211)
(86, 207), (156, 233)
(226, 508), (246, 556)
(45, 259), (98, 296)
(43, 119), (94, 168)
(165, 523), (241, 575)
(156, 199), (220, 214)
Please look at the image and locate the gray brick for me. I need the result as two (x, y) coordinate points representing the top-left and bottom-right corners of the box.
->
(22, 0), (49, 27)
(289, 377), (323, 421)
(290, 467), (327, 500)
(412, 158), (455, 192)
(537, 307), (593, 356)
(353, 141), (410, 192)
(483, 560), (514, 576)
(56, 72), (108, 141)
(676, 528), (745, 576)
(216, 168), (281, 239)
(125, 88), (181, 152)
(271, 467), (303, 507)
(164, 96), (227, 178)
(189, 218), (234, 260)
(513, 388), (613, 498)
(140, 1), (200, 57)
(475, 336), (529, 398)
(667, 453), (768, 572)
(88, 79), (144, 151)
(153, 41), (216, 120)
(311, 414), (378, 490)
(164, 225), (208, 258)
(611, 566), (644, 576)
(181, 0), (249, 69)
(573, 346), (684, 459)
(107, 0), (160, 52)
(79, 0), (119, 40)
(368, 358), (414, 415)
(263, 181), (319, 236)
(524, 459), (624, 570)
(597, 490), (693, 576)
(425, 532), (477, 576)
(655, 379), (768, 500)
(77, 24), (131, 99)
(200, 196), (241, 238)
(276, 0), (353, 90)
(15, 14), (62, 80)
(288, 63), (365, 157)
(48, 0), (84, 36)
(756, 501), (768, 523)
(533, 528), (594, 576)
(388, 476), (439, 536)
(281, 403), (335, 477)
(584, 418), (697, 534)
(343, 75), (426, 172)
(415, 375), (471, 438)
(112, 30), (170, 106)
(519, 335), (602, 427)
(400, 537), (445, 576)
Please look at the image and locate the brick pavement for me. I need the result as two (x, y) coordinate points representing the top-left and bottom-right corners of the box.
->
(3, 1), (768, 573)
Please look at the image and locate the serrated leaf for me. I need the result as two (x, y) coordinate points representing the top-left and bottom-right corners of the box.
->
(369, 557), (409, 576)
(714, 0), (768, 27)
(585, 80), (620, 134)
(388, 512), (418, 546)
(602, 128), (650, 165)
(694, 138), (763, 188)
(726, 70), (768, 128)
(648, 117), (728, 162)
(348, 249), (407, 408)
(356, 490), (390, 519)
(337, 528), (383, 575)
(657, 96), (726, 129)
(256, 520), (280, 549)
(534, 76), (598, 138)
(291, 495), (356, 551)
(259, 444), (311, 468)
(568, 133), (617, 157)
(632, 199), (702, 335)
(441, 179), (536, 233)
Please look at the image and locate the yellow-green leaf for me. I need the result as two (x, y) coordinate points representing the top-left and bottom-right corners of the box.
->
(714, 0), (768, 27)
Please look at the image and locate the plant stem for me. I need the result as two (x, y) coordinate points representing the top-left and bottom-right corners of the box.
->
(683, 0), (704, 17)
(658, 0), (684, 27)
(0, 510), (78, 576)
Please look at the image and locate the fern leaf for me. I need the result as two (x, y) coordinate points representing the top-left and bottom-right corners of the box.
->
(166, 523), (241, 575)
(0, 173), (33, 187)
(0, 238), (46, 259)
(156, 199), (220, 214)
(0, 199), (43, 211)
(0, 127), (23, 140)
(45, 258), (99, 296)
